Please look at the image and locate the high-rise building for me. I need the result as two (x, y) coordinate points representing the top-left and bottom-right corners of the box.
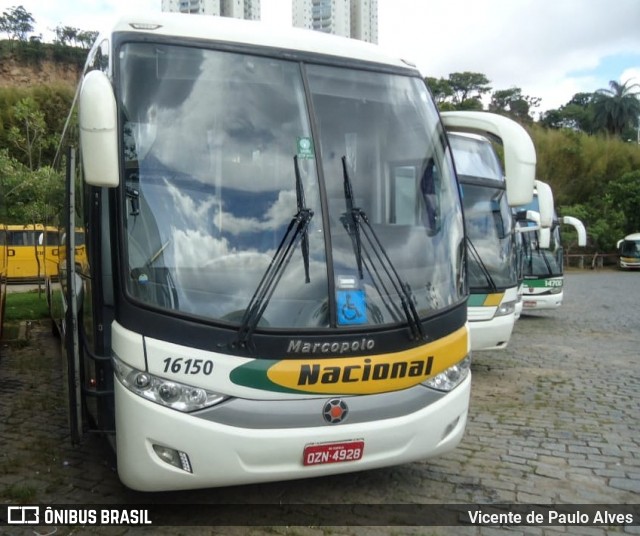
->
(161, 0), (261, 20)
(292, 0), (377, 43)
(293, 0), (350, 39)
(350, 0), (377, 44)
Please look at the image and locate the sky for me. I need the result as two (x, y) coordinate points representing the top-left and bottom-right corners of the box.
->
(2, 0), (639, 115)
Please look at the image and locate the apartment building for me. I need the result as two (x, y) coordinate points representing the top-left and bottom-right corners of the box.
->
(161, 0), (261, 20)
(292, 0), (378, 43)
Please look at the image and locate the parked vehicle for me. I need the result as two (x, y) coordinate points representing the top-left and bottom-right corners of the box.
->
(47, 13), (533, 491)
(6, 224), (59, 282)
(617, 233), (640, 269)
(0, 222), (6, 339)
(445, 130), (533, 351)
(516, 181), (586, 311)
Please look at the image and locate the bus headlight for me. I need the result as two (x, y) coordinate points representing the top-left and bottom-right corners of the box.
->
(494, 299), (517, 317)
(423, 355), (471, 392)
(113, 356), (227, 412)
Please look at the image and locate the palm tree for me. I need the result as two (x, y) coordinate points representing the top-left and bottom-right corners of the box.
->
(592, 79), (640, 138)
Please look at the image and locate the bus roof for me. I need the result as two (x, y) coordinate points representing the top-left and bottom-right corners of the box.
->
(104, 12), (413, 71)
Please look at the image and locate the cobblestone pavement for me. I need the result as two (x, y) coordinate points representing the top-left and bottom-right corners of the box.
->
(0, 271), (639, 535)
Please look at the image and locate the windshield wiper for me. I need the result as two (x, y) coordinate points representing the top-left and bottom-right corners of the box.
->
(235, 156), (313, 351)
(340, 156), (424, 341)
(465, 236), (497, 292)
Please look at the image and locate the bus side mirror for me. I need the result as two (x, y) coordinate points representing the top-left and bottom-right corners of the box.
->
(79, 70), (120, 188)
(534, 180), (554, 228)
(515, 210), (540, 231)
(539, 227), (551, 249)
(562, 216), (587, 247)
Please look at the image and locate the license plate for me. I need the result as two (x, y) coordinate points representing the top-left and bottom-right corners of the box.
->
(523, 300), (536, 307)
(303, 440), (364, 466)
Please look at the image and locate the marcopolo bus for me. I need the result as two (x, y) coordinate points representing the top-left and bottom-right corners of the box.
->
(47, 13), (533, 491)
(516, 181), (586, 311)
(444, 127), (534, 351)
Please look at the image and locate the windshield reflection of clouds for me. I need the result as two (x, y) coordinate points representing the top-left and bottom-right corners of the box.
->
(122, 43), (466, 329)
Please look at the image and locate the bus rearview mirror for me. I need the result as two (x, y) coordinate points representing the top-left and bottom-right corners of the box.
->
(79, 70), (120, 188)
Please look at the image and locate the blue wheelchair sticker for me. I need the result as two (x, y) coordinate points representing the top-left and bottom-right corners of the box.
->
(337, 289), (368, 325)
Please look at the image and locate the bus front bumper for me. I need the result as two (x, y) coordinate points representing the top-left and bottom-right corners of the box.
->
(468, 313), (516, 351)
(114, 375), (471, 491)
(522, 291), (563, 310)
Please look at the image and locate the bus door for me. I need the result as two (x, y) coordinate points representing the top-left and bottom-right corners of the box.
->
(62, 147), (84, 444)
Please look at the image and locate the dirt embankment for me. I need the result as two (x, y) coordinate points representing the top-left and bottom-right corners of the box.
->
(0, 55), (81, 88)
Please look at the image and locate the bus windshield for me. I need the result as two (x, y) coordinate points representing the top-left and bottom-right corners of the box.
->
(620, 239), (640, 258)
(521, 225), (563, 277)
(119, 42), (464, 330)
(460, 184), (516, 289)
(517, 194), (563, 278)
(448, 133), (516, 290)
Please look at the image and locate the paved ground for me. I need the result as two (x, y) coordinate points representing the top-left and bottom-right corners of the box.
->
(0, 270), (639, 535)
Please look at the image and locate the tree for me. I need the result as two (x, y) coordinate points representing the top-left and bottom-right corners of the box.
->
(539, 92), (597, 133)
(605, 169), (640, 234)
(425, 77), (453, 106)
(78, 30), (99, 49)
(592, 79), (640, 138)
(447, 72), (492, 106)
(0, 5), (35, 44)
(488, 87), (540, 123)
(0, 149), (63, 224)
(53, 25), (79, 46)
(427, 72), (491, 111)
(7, 97), (50, 170)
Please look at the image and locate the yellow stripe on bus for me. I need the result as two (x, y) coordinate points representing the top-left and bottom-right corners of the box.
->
(266, 326), (468, 395)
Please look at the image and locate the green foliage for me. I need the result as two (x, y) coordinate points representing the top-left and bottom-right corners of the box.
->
(489, 87), (540, 123)
(592, 79), (640, 137)
(426, 72), (491, 110)
(541, 81), (640, 140)
(539, 92), (597, 133)
(0, 84), (74, 167)
(606, 170), (640, 232)
(531, 126), (640, 251)
(0, 149), (64, 223)
(7, 96), (49, 170)
(559, 201), (625, 251)
(0, 5), (35, 44)
(4, 290), (51, 322)
(53, 25), (97, 49)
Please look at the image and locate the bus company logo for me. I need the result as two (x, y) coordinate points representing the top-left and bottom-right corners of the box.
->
(286, 337), (375, 355)
(297, 356), (434, 387)
(323, 399), (348, 424)
(231, 326), (467, 395)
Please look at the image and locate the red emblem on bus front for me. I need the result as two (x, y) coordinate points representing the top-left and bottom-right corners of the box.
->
(323, 399), (348, 424)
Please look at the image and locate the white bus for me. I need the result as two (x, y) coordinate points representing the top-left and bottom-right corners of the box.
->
(516, 181), (586, 311)
(48, 13), (532, 491)
(617, 233), (640, 269)
(444, 127), (535, 351)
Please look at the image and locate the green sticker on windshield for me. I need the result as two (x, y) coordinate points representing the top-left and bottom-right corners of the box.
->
(297, 137), (315, 159)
